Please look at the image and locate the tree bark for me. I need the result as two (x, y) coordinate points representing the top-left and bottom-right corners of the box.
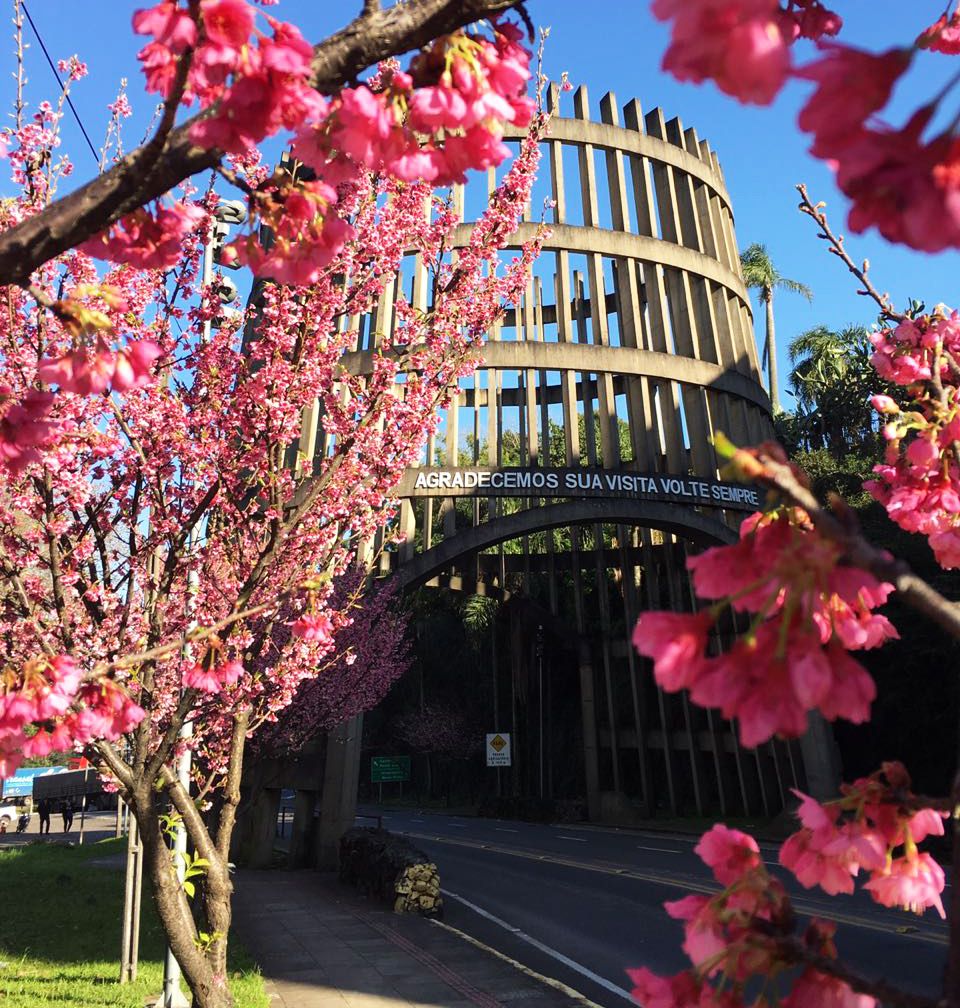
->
(132, 787), (236, 1008)
(0, 0), (522, 285)
(765, 292), (779, 413)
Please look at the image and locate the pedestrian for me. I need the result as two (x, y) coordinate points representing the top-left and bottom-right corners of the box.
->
(37, 797), (50, 835)
(60, 798), (74, 833)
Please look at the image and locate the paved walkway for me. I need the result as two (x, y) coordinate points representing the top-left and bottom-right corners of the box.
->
(233, 871), (598, 1008)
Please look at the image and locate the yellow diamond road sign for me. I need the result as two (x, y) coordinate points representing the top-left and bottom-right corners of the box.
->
(486, 732), (511, 766)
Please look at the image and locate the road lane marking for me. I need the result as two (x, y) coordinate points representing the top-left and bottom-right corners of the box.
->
(558, 835), (587, 842)
(430, 917), (604, 1008)
(496, 828), (519, 833)
(450, 824), (468, 828)
(403, 832), (948, 946)
(637, 846), (681, 854)
(443, 888), (635, 1004)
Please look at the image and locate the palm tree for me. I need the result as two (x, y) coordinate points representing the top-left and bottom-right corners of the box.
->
(787, 324), (875, 455)
(739, 243), (813, 413)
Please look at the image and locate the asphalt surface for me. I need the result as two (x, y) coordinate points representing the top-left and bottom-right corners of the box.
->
(0, 808), (117, 847)
(363, 808), (949, 1008)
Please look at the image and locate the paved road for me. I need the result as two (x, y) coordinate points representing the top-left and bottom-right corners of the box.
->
(0, 809), (117, 847)
(367, 808), (948, 1008)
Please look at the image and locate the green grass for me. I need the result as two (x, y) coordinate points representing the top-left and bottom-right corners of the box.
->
(0, 839), (269, 1007)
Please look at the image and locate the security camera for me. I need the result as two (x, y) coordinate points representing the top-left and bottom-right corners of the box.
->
(214, 199), (247, 225)
(216, 276), (239, 304)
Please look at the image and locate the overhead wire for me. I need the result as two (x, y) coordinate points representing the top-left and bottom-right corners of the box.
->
(20, 0), (100, 166)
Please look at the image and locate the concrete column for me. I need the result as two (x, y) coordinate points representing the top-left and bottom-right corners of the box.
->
(799, 712), (841, 801)
(232, 787), (280, 869)
(578, 637), (602, 823)
(287, 788), (318, 869)
(314, 714), (364, 870)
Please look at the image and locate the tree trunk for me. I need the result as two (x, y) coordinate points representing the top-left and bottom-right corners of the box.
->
(765, 293), (779, 413)
(132, 789), (236, 1008)
(202, 860), (235, 990)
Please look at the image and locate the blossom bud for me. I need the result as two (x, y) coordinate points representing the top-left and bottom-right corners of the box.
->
(870, 394), (899, 414)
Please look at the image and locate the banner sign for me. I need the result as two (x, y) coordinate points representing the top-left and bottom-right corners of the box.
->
(2, 767), (68, 797)
(397, 466), (761, 511)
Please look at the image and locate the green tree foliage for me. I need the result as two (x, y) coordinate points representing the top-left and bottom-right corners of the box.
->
(785, 324), (880, 457)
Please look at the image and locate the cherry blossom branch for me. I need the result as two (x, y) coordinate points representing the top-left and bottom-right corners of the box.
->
(92, 738), (135, 792)
(739, 446), (960, 640)
(773, 937), (935, 1008)
(796, 184), (905, 324)
(0, 0), (525, 285)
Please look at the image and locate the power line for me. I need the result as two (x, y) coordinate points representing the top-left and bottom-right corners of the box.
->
(21, 1), (100, 166)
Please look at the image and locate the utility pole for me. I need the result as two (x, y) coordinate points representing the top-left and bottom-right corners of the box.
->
(161, 198), (247, 1008)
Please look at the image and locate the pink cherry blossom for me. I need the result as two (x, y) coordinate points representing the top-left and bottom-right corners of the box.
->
(634, 505), (891, 746)
(133, 2), (198, 53)
(200, 0), (254, 51)
(111, 339), (164, 391)
(796, 46), (910, 161)
(183, 663), (222, 693)
(783, 969), (876, 1008)
(918, 11), (960, 53)
(863, 851), (946, 918)
(291, 613), (334, 646)
(695, 824), (762, 885)
(38, 345), (116, 396)
(788, 1), (842, 41)
(632, 611), (711, 691)
(652, 0), (792, 105)
(0, 387), (58, 474)
(79, 201), (205, 270)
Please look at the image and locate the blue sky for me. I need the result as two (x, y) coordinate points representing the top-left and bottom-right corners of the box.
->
(7, 2), (959, 410)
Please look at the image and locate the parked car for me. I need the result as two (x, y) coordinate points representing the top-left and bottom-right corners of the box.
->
(0, 803), (18, 827)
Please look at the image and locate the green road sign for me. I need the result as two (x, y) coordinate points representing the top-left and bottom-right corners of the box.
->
(371, 756), (411, 783)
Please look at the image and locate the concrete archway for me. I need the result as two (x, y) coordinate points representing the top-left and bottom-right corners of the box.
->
(392, 498), (736, 592)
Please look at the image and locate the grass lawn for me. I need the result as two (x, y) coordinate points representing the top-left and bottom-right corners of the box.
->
(0, 839), (269, 1007)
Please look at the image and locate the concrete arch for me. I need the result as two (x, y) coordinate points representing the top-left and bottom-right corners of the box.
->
(449, 221), (749, 302)
(391, 498), (736, 592)
(503, 115), (734, 210)
(342, 342), (771, 414)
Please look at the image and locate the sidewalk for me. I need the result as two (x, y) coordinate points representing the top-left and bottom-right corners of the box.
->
(233, 871), (598, 1008)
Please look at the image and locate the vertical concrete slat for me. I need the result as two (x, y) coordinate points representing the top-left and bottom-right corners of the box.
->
(641, 531), (677, 814)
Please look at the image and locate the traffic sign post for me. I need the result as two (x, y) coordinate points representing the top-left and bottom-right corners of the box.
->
(485, 733), (511, 767)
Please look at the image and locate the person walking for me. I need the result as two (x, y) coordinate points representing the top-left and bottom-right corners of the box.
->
(60, 798), (74, 833)
(37, 798), (50, 835)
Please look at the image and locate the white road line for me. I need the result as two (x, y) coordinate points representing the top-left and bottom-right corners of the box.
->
(496, 828), (519, 833)
(442, 888), (635, 1004)
(636, 845), (681, 854)
(557, 835), (587, 842)
(450, 823), (468, 828)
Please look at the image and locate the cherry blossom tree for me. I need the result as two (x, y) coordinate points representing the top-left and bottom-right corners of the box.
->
(630, 5), (960, 1008)
(0, 3), (549, 1006)
(253, 569), (413, 760)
